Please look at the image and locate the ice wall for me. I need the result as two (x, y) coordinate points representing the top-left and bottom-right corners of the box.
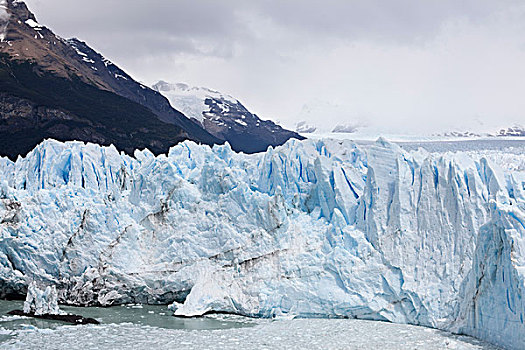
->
(0, 138), (524, 349)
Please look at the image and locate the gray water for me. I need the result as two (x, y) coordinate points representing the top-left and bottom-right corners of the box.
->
(0, 300), (501, 349)
(0, 299), (255, 344)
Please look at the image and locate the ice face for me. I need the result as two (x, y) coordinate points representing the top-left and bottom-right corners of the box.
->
(0, 138), (524, 349)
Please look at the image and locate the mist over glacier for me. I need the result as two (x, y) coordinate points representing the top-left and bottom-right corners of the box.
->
(0, 138), (524, 349)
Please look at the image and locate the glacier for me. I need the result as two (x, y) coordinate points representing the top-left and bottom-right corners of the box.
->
(0, 138), (524, 349)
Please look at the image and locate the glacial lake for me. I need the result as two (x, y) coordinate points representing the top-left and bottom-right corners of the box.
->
(0, 300), (501, 349)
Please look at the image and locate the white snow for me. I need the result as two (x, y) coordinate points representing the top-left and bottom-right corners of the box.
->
(70, 46), (87, 57)
(0, 138), (524, 349)
(234, 119), (247, 126)
(0, 0), (9, 42)
(66, 40), (97, 67)
(114, 73), (128, 80)
(152, 81), (237, 123)
(0, 1), (7, 18)
(24, 19), (42, 29)
(102, 58), (113, 67)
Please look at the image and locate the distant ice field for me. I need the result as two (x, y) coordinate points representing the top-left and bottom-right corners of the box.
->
(314, 135), (525, 171)
(394, 138), (525, 153)
(305, 131), (525, 144)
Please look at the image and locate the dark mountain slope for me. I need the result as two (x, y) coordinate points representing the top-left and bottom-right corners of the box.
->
(64, 39), (218, 145)
(0, 55), (195, 160)
(0, 0), (220, 159)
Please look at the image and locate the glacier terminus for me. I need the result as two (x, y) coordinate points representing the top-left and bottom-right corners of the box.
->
(0, 138), (524, 349)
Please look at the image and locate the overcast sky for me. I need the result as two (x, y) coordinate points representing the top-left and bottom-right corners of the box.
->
(24, 0), (525, 133)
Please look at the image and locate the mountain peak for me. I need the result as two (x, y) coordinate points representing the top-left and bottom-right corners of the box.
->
(4, 0), (37, 23)
(0, 0), (103, 87)
(0, 0), (220, 159)
(152, 80), (239, 107)
(153, 80), (304, 153)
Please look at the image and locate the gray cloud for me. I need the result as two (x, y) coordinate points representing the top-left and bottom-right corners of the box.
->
(26, 0), (248, 56)
(23, 0), (525, 133)
(244, 0), (523, 42)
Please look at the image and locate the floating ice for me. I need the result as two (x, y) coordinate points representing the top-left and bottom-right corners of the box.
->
(23, 282), (61, 316)
(2, 318), (500, 350)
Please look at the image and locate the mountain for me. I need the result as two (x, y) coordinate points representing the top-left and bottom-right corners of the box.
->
(495, 125), (525, 137)
(295, 121), (317, 133)
(0, 138), (524, 350)
(435, 125), (525, 138)
(331, 123), (359, 133)
(0, 0), (219, 160)
(153, 81), (304, 153)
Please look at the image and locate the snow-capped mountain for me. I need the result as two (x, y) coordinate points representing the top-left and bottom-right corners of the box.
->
(293, 100), (368, 135)
(0, 0), (219, 159)
(495, 125), (525, 137)
(296, 120), (525, 141)
(0, 138), (524, 349)
(295, 121), (317, 133)
(295, 120), (362, 135)
(435, 125), (525, 138)
(153, 81), (304, 153)
(152, 82), (237, 124)
(331, 123), (360, 133)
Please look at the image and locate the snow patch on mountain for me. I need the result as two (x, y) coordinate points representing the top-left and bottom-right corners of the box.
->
(153, 81), (237, 123)
(24, 18), (41, 29)
(0, 0), (9, 42)
(0, 0), (7, 17)
(0, 138), (524, 349)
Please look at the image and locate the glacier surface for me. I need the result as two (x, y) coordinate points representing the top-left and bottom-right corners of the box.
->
(0, 138), (524, 349)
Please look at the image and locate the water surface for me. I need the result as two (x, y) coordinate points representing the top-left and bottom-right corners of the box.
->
(0, 300), (500, 349)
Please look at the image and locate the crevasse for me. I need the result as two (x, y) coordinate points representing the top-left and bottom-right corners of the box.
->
(0, 138), (524, 349)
